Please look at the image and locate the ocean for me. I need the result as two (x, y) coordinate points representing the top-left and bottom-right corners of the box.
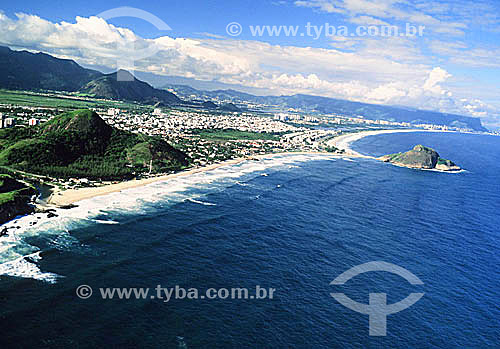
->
(0, 131), (499, 348)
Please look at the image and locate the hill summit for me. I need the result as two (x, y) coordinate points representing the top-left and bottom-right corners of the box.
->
(0, 109), (188, 179)
(80, 70), (181, 105)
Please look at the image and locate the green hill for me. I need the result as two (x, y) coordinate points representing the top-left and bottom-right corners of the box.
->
(79, 70), (181, 105)
(0, 109), (189, 179)
(220, 103), (241, 112)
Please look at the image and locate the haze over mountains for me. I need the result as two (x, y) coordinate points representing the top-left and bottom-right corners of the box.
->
(0, 46), (488, 131)
(165, 84), (488, 132)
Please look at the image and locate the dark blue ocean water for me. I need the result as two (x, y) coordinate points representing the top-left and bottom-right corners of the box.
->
(0, 132), (499, 348)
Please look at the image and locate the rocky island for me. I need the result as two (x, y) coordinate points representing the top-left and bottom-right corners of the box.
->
(379, 145), (462, 172)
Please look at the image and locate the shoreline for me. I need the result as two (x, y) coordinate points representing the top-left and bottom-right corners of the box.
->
(47, 157), (247, 207)
(46, 128), (447, 207)
(327, 128), (451, 156)
(47, 152), (346, 207)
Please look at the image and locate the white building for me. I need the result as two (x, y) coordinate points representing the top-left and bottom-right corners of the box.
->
(29, 118), (39, 126)
(4, 118), (15, 128)
(274, 113), (289, 121)
(153, 108), (162, 116)
(107, 108), (120, 116)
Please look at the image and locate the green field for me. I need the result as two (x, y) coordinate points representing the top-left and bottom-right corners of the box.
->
(0, 89), (146, 111)
(194, 129), (280, 141)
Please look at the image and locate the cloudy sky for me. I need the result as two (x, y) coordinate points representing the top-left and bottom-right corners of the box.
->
(1, 0), (499, 129)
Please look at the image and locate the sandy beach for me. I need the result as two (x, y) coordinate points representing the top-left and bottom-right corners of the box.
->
(327, 128), (446, 156)
(47, 129), (438, 207)
(47, 157), (250, 206)
(48, 152), (334, 207)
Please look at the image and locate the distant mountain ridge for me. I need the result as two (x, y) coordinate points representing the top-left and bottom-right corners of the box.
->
(0, 46), (488, 131)
(0, 46), (100, 91)
(164, 84), (488, 132)
(80, 70), (180, 105)
(0, 46), (180, 105)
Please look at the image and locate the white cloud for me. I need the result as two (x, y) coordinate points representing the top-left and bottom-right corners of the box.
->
(366, 82), (406, 102)
(294, 0), (346, 14)
(295, 0), (403, 18)
(423, 67), (452, 95)
(429, 40), (500, 68)
(349, 16), (390, 26)
(294, 0), (468, 36)
(0, 12), (497, 126)
(428, 40), (468, 56)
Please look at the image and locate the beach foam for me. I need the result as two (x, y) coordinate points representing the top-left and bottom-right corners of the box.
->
(187, 198), (217, 206)
(0, 251), (62, 284)
(0, 154), (336, 283)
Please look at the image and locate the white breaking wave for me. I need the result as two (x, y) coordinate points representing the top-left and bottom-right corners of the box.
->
(187, 198), (217, 206)
(0, 153), (335, 283)
(0, 251), (62, 284)
(92, 219), (120, 224)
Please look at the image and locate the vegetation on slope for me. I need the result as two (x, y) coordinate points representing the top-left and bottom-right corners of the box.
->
(0, 109), (189, 180)
(0, 173), (36, 224)
(80, 70), (181, 105)
(0, 46), (100, 91)
(0, 174), (33, 204)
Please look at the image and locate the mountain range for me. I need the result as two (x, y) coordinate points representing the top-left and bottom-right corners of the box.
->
(0, 46), (180, 105)
(0, 45), (488, 131)
(0, 46), (100, 91)
(164, 84), (488, 132)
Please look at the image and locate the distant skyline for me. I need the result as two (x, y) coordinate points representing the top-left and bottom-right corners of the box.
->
(1, 0), (499, 129)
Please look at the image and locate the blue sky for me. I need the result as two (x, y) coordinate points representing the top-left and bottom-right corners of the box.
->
(1, 0), (499, 128)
